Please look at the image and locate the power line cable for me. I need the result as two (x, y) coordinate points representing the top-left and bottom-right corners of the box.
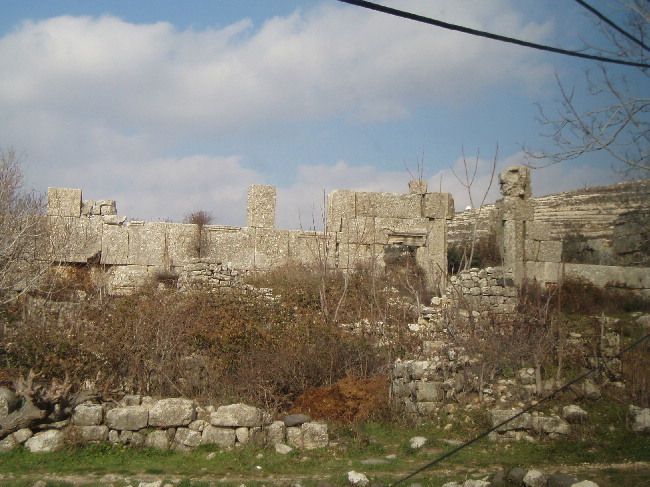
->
(336, 0), (650, 69)
(574, 0), (650, 53)
(387, 331), (650, 487)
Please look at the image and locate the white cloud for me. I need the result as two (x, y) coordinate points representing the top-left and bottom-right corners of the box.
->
(0, 1), (554, 136)
(0, 0), (567, 229)
(58, 154), (261, 225)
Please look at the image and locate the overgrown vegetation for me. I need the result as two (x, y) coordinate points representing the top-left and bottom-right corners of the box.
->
(2, 261), (422, 412)
(447, 231), (501, 273)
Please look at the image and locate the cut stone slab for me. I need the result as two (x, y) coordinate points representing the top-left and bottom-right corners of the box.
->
(77, 425), (109, 442)
(149, 398), (196, 427)
(302, 422), (328, 449)
(145, 430), (171, 450)
(174, 427), (202, 448)
(105, 406), (149, 431)
(210, 403), (271, 427)
(201, 425), (236, 448)
(72, 403), (103, 426)
(24, 429), (65, 453)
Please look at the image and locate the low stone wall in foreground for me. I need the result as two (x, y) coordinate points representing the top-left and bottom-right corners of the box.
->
(0, 396), (328, 453)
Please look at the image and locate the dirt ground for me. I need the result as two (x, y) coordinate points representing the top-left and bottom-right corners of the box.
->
(290, 375), (389, 423)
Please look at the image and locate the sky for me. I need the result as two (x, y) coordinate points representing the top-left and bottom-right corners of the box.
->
(1, 0), (646, 229)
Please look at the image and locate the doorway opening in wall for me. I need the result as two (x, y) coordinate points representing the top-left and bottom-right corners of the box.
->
(383, 243), (431, 308)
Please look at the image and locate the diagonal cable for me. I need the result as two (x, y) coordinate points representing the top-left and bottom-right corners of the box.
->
(336, 0), (650, 69)
(387, 331), (650, 487)
(574, 0), (650, 53)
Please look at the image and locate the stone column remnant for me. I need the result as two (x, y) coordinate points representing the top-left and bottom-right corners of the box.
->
(247, 185), (276, 229)
(495, 166), (533, 285)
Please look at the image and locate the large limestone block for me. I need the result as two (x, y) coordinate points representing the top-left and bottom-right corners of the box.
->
(0, 388), (19, 417)
(145, 430), (172, 450)
(423, 193), (455, 220)
(286, 426), (303, 448)
(302, 422), (328, 449)
(526, 240), (563, 263)
(201, 425), (236, 447)
(526, 221), (552, 241)
(48, 216), (103, 263)
(409, 180), (428, 194)
(77, 425), (109, 442)
(499, 197), (534, 221)
(210, 403), (271, 428)
(24, 429), (65, 453)
(100, 224), (129, 265)
(266, 421), (286, 445)
(148, 398), (196, 428)
(47, 187), (81, 217)
(208, 227), (255, 269)
(72, 403), (103, 426)
(161, 222), (196, 265)
(489, 409), (532, 432)
(288, 231), (336, 267)
(107, 265), (151, 295)
(252, 229), (290, 270)
(247, 184), (276, 229)
(127, 222), (169, 266)
(415, 382), (444, 402)
(356, 192), (422, 219)
(174, 427), (202, 447)
(105, 406), (149, 431)
(562, 405), (588, 424)
(327, 190), (357, 231)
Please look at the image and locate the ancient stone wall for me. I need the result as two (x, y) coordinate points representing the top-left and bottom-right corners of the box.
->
(0, 397), (328, 453)
(46, 183), (454, 295)
(448, 179), (650, 267)
(447, 267), (517, 314)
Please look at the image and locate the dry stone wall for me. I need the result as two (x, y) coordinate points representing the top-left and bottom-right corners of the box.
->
(0, 396), (328, 453)
(447, 267), (517, 314)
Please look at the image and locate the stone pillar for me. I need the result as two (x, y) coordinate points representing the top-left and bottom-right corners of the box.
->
(495, 166), (533, 285)
(409, 180), (428, 195)
(247, 185), (276, 229)
(47, 187), (82, 217)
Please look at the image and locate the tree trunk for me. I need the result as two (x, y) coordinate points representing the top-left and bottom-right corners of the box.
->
(0, 397), (47, 439)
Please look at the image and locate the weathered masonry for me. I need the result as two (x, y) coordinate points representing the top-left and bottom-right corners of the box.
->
(47, 182), (454, 294)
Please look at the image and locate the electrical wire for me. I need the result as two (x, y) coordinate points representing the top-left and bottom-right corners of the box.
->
(574, 0), (650, 53)
(336, 0), (650, 69)
(387, 331), (650, 487)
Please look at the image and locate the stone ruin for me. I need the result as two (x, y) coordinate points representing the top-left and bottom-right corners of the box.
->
(46, 181), (454, 295)
(43, 167), (649, 299)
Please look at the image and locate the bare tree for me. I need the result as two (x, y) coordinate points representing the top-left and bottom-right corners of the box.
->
(530, 0), (649, 175)
(184, 210), (214, 258)
(0, 147), (48, 305)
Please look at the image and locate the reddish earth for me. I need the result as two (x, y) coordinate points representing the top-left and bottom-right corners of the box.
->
(290, 375), (388, 423)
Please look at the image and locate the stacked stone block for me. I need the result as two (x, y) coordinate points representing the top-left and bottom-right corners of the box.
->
(0, 397), (328, 453)
(448, 267), (517, 313)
